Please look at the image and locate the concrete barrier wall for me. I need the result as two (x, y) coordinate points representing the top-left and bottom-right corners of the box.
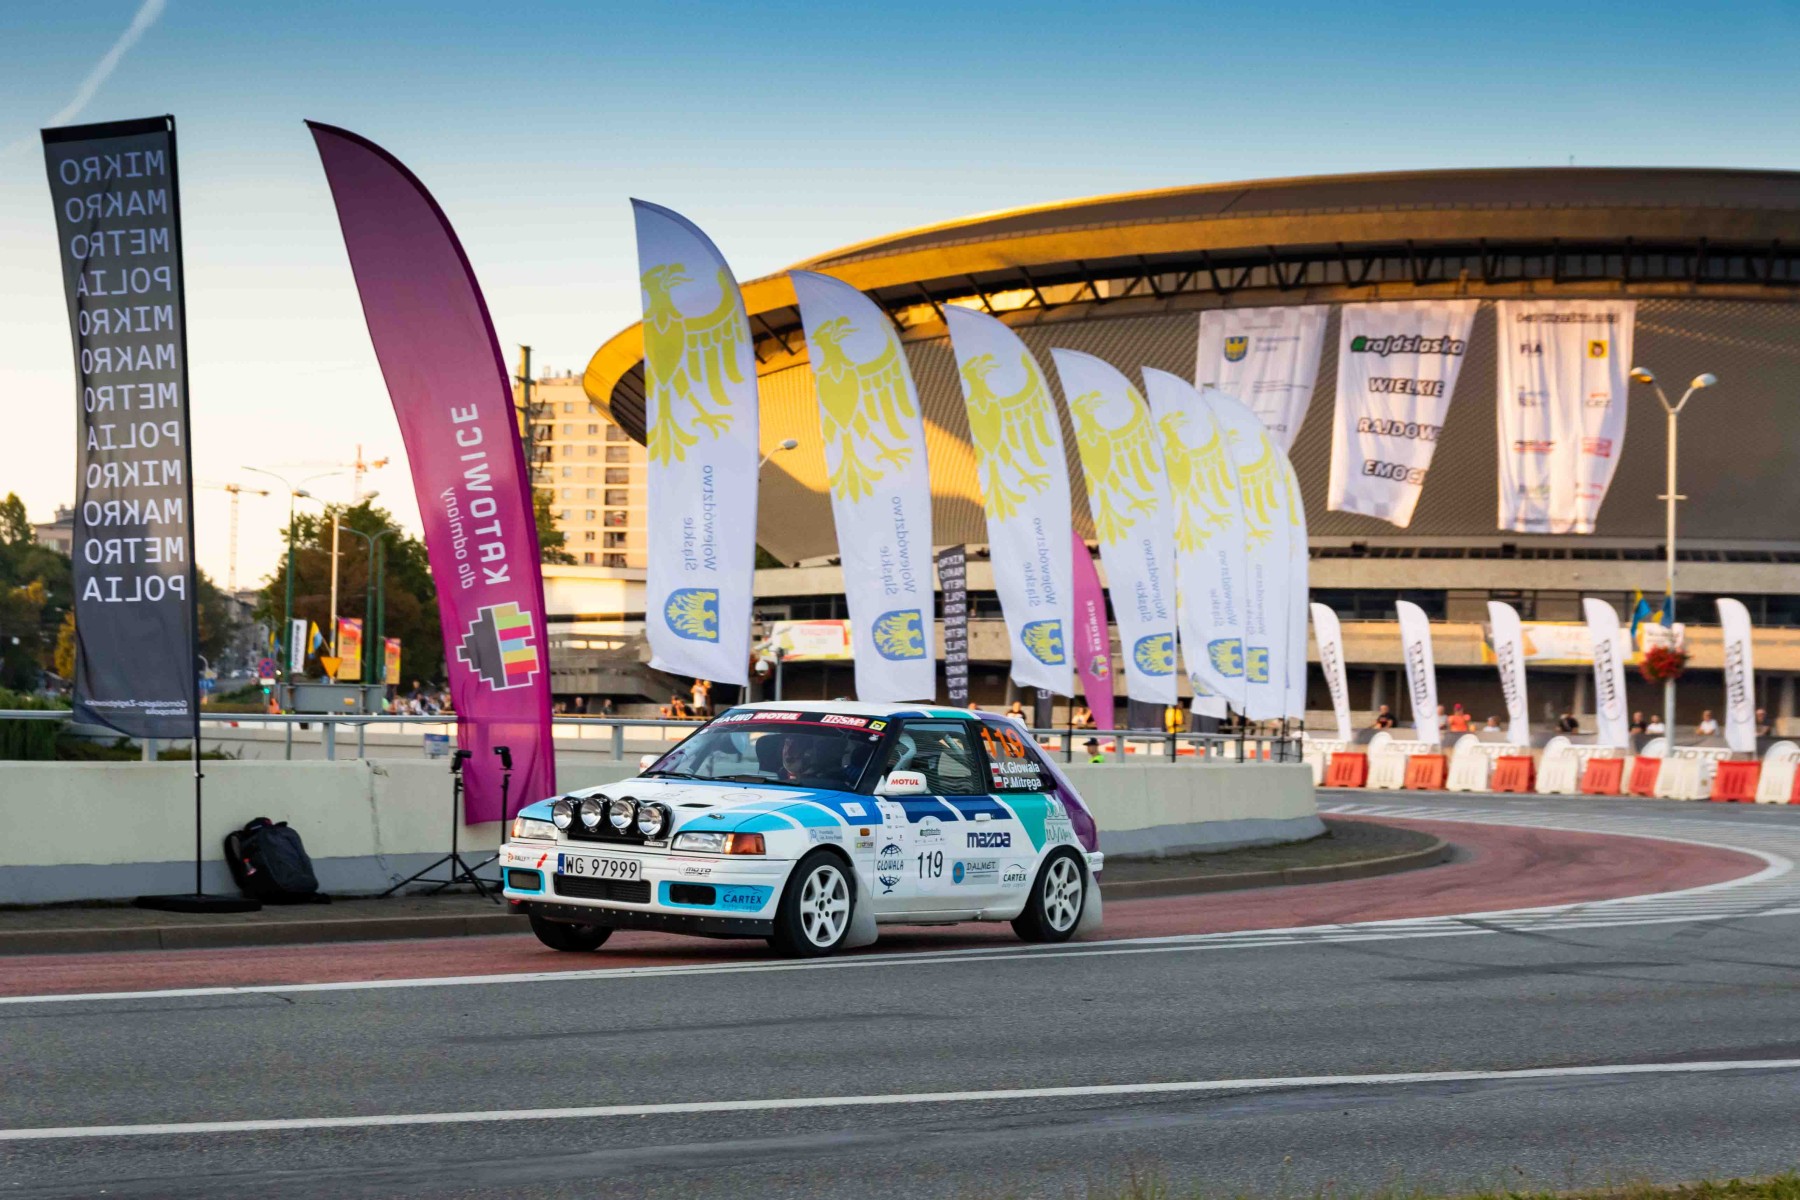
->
(0, 760), (1317, 904)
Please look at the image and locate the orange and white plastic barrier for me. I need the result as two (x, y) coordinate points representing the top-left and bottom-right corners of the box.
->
(1490, 755), (1536, 793)
(1403, 754), (1447, 790)
(1325, 752), (1369, 788)
(1628, 755), (1663, 797)
(1581, 757), (1627, 795)
(1709, 759), (1762, 803)
(1755, 741), (1800, 803)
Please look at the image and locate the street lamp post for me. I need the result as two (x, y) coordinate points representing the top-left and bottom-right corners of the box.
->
(338, 522), (399, 691)
(243, 467), (345, 758)
(758, 438), (799, 471)
(1627, 367), (1718, 750)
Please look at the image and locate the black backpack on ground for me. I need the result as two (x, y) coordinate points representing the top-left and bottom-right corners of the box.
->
(224, 818), (327, 903)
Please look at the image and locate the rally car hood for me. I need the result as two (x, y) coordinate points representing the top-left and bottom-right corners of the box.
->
(515, 776), (877, 838)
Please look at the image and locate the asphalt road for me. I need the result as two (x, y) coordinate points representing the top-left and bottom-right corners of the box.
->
(4, 792), (1799, 1199)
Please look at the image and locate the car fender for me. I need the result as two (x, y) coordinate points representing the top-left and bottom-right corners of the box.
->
(1075, 854), (1104, 936)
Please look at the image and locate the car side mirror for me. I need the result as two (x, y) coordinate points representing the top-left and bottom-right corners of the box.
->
(877, 770), (929, 796)
(638, 754), (659, 771)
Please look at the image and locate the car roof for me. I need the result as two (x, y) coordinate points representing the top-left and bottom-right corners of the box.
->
(726, 700), (984, 720)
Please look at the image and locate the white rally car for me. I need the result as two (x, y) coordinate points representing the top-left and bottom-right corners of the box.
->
(500, 701), (1103, 957)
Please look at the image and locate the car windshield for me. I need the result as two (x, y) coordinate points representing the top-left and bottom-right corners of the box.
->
(644, 712), (887, 792)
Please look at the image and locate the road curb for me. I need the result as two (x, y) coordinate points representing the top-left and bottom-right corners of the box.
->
(1099, 836), (1454, 901)
(0, 911), (530, 957)
(0, 833), (1456, 957)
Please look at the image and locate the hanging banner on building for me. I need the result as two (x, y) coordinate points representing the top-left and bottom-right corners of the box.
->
(1201, 389), (1291, 721)
(935, 546), (969, 706)
(309, 122), (555, 822)
(1582, 598), (1631, 749)
(1309, 603), (1351, 742)
(1194, 305), (1329, 451)
(1716, 597), (1757, 753)
(1329, 300), (1479, 527)
(1279, 454), (1309, 721)
(1069, 532), (1115, 730)
(335, 617), (364, 681)
(628, 200), (759, 687)
(758, 620), (853, 662)
(1495, 300), (1637, 533)
(944, 307), (1073, 696)
(789, 270), (934, 702)
(43, 116), (198, 739)
(1486, 600), (1531, 747)
(1395, 599), (1440, 745)
(1143, 369), (1247, 718)
(1049, 350), (1177, 707)
(384, 637), (402, 686)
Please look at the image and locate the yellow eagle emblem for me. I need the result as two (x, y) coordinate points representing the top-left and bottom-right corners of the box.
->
(1157, 410), (1237, 554)
(960, 352), (1058, 523)
(1233, 432), (1285, 548)
(809, 317), (917, 502)
(1070, 386), (1163, 545)
(641, 264), (747, 466)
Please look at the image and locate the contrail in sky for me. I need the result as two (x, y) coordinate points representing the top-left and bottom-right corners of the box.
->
(7, 0), (168, 152)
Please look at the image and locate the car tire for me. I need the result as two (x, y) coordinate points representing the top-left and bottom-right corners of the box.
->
(528, 913), (613, 952)
(769, 849), (855, 958)
(1011, 848), (1086, 943)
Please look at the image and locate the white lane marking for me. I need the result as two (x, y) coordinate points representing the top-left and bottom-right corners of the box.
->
(5, 1058), (1797, 1142)
(6, 802), (1797, 1008)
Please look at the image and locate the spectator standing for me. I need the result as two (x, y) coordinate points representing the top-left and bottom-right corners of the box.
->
(1756, 708), (1773, 738)
(1629, 711), (1647, 736)
(1373, 705), (1395, 730)
(1696, 710), (1719, 736)
(1164, 703), (1186, 735)
(1645, 714), (1666, 736)
(1070, 705), (1093, 729)
(690, 678), (711, 718)
(1084, 737), (1105, 763)
(1446, 704), (1472, 733)
(1557, 712), (1580, 734)
(1481, 715), (1501, 733)
(1006, 700), (1026, 722)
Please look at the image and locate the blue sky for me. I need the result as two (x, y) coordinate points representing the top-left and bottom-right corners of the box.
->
(5, 0), (1799, 586)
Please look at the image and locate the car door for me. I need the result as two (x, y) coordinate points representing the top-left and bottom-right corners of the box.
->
(869, 719), (990, 915)
(974, 719), (1062, 901)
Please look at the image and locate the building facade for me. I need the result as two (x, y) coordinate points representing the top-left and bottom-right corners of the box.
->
(513, 373), (648, 571)
(565, 169), (1800, 728)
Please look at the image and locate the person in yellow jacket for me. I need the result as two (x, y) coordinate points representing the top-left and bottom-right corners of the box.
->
(1164, 703), (1186, 735)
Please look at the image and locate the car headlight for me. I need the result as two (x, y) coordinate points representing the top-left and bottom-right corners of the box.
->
(671, 830), (764, 855)
(511, 817), (558, 841)
(550, 797), (576, 831)
(635, 802), (671, 839)
(577, 797), (605, 831)
(606, 796), (637, 832)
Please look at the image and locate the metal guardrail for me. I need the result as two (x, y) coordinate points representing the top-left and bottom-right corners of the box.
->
(0, 709), (1300, 766)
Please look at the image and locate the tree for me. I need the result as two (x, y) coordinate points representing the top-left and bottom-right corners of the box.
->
(54, 611), (75, 679)
(256, 500), (445, 683)
(535, 491), (575, 565)
(0, 494), (30, 547)
(0, 495), (71, 690)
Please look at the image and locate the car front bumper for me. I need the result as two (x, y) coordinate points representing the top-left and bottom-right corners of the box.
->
(497, 840), (793, 936)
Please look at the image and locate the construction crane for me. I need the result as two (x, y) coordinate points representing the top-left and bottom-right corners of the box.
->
(201, 482), (271, 591)
(268, 446), (392, 501)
